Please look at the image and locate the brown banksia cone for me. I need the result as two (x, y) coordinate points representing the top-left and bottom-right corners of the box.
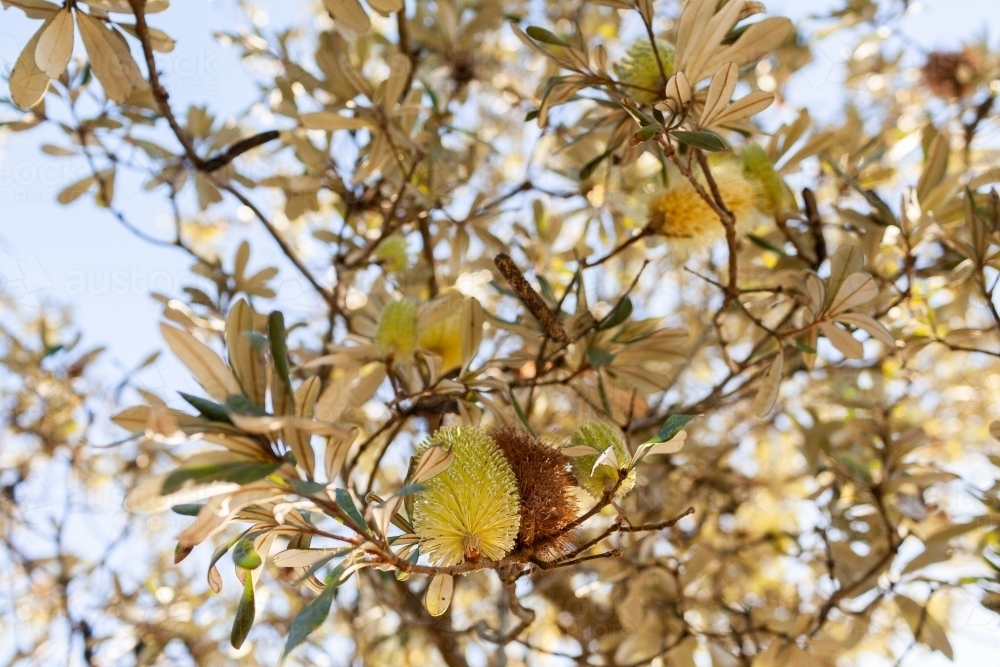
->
(922, 50), (980, 99)
(491, 426), (579, 560)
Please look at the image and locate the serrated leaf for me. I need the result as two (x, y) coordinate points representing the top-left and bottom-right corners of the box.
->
(424, 574), (454, 616)
(672, 130), (727, 152)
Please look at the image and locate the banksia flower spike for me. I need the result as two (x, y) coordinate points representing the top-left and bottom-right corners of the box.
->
(491, 426), (578, 560)
(567, 421), (636, 500)
(646, 164), (757, 255)
(740, 144), (792, 216)
(616, 39), (675, 104)
(412, 426), (521, 566)
(375, 299), (418, 360)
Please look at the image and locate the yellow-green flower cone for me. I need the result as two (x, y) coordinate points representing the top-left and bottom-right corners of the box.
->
(412, 426), (521, 566)
(616, 39), (675, 104)
(740, 144), (791, 215)
(376, 299), (418, 360)
(568, 421), (636, 499)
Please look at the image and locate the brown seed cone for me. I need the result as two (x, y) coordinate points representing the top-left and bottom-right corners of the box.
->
(922, 50), (980, 99)
(491, 426), (579, 560)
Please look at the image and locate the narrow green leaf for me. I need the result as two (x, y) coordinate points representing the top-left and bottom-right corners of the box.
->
(596, 371), (613, 416)
(225, 394), (268, 416)
(162, 461), (280, 495)
(334, 488), (369, 534)
(268, 311), (295, 416)
(171, 503), (205, 516)
(672, 130), (727, 152)
(231, 574), (255, 649)
(525, 26), (568, 46)
(747, 233), (788, 256)
(599, 297), (633, 330)
(645, 414), (698, 445)
(795, 338), (817, 354)
(179, 392), (233, 423)
(524, 109), (539, 121)
(282, 562), (350, 659)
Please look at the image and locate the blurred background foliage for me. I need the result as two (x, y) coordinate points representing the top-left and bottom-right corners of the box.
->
(2, 0), (1000, 665)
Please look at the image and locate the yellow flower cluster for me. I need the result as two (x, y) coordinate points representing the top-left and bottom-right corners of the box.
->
(412, 427), (521, 566)
(646, 165), (757, 254)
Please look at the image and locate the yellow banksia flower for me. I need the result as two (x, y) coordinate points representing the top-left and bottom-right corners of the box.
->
(418, 312), (463, 373)
(376, 236), (411, 273)
(568, 421), (636, 499)
(616, 39), (675, 104)
(375, 299), (417, 360)
(740, 144), (792, 215)
(412, 426), (521, 566)
(646, 164), (757, 254)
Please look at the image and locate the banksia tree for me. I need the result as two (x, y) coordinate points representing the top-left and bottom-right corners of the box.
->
(491, 426), (578, 559)
(7, 0), (1000, 663)
(411, 426), (521, 566)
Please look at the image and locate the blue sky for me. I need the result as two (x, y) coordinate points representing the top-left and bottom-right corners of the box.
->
(2, 0), (1000, 664)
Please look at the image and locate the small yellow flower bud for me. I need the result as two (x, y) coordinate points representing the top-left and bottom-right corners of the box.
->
(375, 299), (418, 360)
(375, 236), (411, 273)
(412, 427), (522, 566)
(568, 421), (636, 499)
